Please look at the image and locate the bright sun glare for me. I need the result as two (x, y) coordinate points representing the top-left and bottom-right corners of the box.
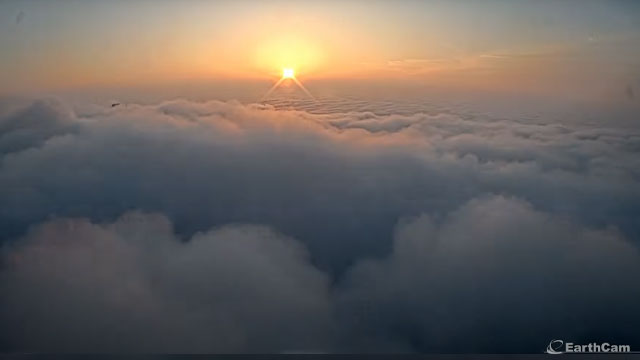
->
(282, 68), (295, 79)
(262, 67), (315, 101)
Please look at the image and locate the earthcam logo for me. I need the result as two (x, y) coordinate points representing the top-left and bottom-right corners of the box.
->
(546, 339), (632, 354)
(546, 339), (564, 354)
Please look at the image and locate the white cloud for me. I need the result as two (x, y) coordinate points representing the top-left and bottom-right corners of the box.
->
(336, 195), (640, 352)
(1, 212), (333, 352)
(0, 97), (639, 352)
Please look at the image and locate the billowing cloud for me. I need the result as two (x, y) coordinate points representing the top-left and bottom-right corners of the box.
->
(0, 98), (78, 154)
(0, 97), (639, 352)
(336, 195), (640, 352)
(1, 212), (333, 352)
(2, 196), (639, 352)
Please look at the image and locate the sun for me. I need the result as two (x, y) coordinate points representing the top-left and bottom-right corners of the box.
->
(282, 68), (295, 79)
(261, 66), (315, 101)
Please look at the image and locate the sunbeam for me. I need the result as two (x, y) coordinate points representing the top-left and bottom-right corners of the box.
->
(261, 68), (316, 102)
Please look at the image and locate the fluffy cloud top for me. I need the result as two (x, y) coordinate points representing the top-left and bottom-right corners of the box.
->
(337, 196), (640, 352)
(1, 212), (332, 352)
(0, 97), (639, 352)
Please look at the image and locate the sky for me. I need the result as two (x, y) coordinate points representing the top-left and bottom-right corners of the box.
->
(1, 0), (640, 354)
(1, 0), (640, 102)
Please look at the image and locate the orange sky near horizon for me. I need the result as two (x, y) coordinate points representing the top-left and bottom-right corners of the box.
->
(1, 1), (639, 102)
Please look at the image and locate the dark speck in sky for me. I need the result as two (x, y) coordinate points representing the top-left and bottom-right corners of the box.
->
(16, 11), (24, 25)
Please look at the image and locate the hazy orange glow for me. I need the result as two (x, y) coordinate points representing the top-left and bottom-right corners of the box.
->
(1, 1), (638, 102)
(261, 66), (315, 101)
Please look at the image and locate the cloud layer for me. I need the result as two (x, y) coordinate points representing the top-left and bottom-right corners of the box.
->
(1, 212), (332, 352)
(1, 97), (639, 352)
